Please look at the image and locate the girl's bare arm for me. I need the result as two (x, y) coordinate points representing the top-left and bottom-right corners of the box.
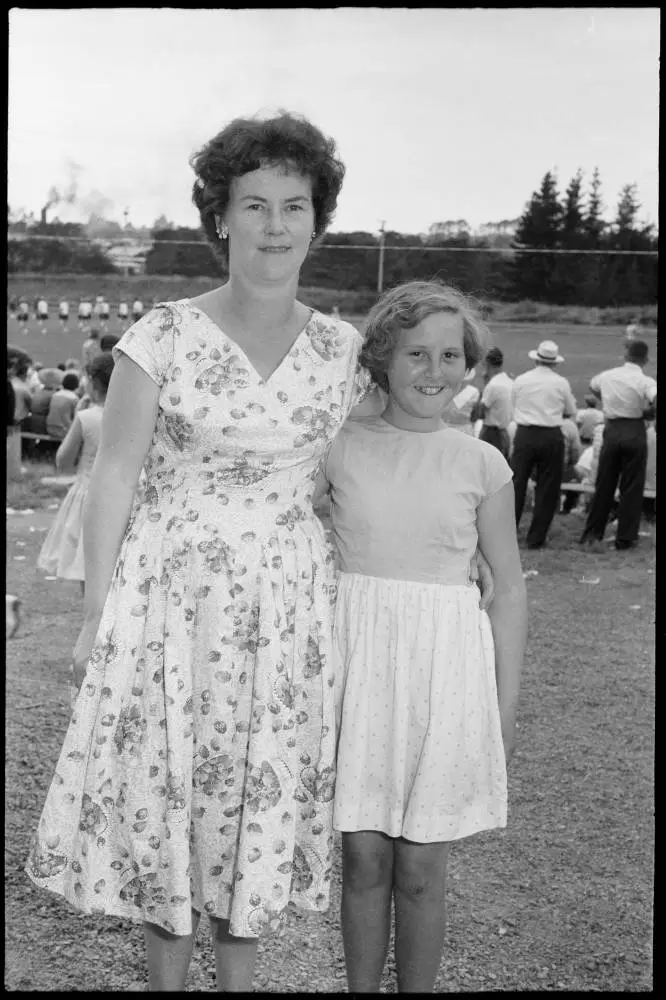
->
(476, 480), (528, 764)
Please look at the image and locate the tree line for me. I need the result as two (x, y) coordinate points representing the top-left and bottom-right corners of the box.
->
(7, 168), (657, 307)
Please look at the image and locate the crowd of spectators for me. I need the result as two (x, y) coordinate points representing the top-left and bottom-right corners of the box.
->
(7, 321), (657, 539)
(7, 332), (120, 444)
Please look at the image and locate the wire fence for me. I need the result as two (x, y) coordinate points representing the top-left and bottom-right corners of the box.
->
(6, 232), (660, 256)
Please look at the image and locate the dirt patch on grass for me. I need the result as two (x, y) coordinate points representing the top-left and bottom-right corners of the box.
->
(5, 505), (654, 991)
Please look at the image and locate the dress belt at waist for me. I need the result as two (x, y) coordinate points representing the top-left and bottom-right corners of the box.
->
(605, 416), (645, 423)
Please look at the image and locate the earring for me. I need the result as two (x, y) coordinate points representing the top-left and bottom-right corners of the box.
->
(216, 220), (228, 240)
(311, 231), (316, 241)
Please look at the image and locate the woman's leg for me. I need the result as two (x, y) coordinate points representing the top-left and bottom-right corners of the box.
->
(143, 908), (201, 991)
(393, 838), (450, 993)
(341, 830), (395, 992)
(209, 916), (259, 992)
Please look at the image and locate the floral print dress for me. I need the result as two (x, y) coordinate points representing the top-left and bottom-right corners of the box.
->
(26, 300), (370, 938)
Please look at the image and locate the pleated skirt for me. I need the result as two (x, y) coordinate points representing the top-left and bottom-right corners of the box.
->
(333, 572), (507, 843)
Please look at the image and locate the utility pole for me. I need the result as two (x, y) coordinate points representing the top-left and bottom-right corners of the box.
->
(377, 220), (386, 295)
(123, 208), (130, 278)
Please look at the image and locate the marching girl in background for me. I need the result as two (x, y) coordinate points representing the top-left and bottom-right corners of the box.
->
(316, 280), (528, 993)
(37, 353), (116, 596)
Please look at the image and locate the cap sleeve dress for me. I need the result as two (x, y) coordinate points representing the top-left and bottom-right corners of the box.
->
(26, 300), (369, 938)
(327, 417), (513, 842)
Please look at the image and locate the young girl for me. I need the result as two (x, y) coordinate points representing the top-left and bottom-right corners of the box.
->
(37, 353), (115, 596)
(317, 280), (527, 993)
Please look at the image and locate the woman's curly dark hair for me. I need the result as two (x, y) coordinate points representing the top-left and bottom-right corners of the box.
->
(360, 281), (490, 392)
(190, 110), (345, 265)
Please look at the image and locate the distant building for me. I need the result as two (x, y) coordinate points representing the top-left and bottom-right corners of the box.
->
(105, 239), (151, 275)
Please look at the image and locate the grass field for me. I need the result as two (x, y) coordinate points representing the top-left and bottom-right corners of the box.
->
(6, 310), (658, 408)
(5, 295), (656, 988)
(5, 481), (655, 991)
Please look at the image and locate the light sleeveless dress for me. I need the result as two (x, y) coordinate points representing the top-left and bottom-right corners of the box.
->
(326, 416), (512, 842)
(37, 406), (103, 581)
(26, 300), (370, 938)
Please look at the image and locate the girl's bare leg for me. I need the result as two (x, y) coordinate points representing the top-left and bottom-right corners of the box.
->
(393, 838), (450, 992)
(341, 830), (395, 992)
(209, 916), (259, 992)
(143, 908), (201, 991)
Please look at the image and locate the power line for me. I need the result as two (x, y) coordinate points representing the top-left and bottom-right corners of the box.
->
(6, 233), (659, 256)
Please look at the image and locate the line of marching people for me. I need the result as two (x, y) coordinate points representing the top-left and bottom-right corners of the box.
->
(444, 336), (656, 551)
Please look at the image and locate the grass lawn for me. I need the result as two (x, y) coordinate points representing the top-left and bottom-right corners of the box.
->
(7, 311), (658, 408)
(5, 461), (655, 991)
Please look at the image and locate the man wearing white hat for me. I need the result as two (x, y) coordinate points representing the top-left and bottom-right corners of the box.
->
(511, 340), (577, 548)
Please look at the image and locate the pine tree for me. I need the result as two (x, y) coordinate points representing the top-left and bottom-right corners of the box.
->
(554, 169), (586, 304)
(604, 183), (656, 306)
(511, 171), (563, 302)
(580, 167), (607, 306)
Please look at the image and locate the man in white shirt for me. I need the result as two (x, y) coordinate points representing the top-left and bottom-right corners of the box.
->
(478, 347), (513, 458)
(580, 339), (657, 550)
(510, 340), (577, 549)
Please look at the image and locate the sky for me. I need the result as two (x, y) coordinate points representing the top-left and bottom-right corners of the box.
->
(7, 7), (660, 235)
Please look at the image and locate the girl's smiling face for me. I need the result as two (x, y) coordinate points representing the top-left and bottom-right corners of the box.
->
(382, 311), (468, 432)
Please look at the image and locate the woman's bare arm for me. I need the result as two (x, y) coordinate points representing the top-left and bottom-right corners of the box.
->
(81, 356), (161, 621)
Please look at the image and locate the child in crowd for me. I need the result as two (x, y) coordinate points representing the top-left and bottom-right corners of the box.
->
(25, 368), (64, 435)
(559, 416), (583, 514)
(37, 354), (115, 595)
(46, 372), (80, 440)
(315, 280), (527, 993)
(440, 368), (480, 435)
(576, 394), (605, 445)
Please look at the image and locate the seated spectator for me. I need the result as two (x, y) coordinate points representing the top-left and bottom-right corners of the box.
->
(46, 372), (80, 440)
(575, 445), (594, 485)
(560, 417), (583, 513)
(589, 422), (605, 485)
(7, 348), (33, 427)
(26, 362), (43, 393)
(576, 394), (605, 445)
(99, 333), (120, 352)
(441, 371), (480, 435)
(24, 368), (64, 435)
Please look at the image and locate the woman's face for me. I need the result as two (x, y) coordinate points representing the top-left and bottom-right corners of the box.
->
(383, 311), (469, 432)
(222, 164), (315, 284)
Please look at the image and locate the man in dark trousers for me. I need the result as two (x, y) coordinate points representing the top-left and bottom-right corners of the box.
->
(511, 340), (577, 549)
(580, 339), (657, 550)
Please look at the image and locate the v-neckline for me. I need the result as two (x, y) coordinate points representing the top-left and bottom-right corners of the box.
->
(185, 299), (315, 385)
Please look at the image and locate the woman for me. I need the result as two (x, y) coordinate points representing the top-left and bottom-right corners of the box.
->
(25, 110), (369, 993)
(25, 111), (493, 992)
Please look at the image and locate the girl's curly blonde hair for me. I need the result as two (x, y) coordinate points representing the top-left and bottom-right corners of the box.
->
(360, 280), (490, 391)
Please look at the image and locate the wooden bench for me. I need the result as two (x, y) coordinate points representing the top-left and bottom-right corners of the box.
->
(20, 431), (62, 445)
